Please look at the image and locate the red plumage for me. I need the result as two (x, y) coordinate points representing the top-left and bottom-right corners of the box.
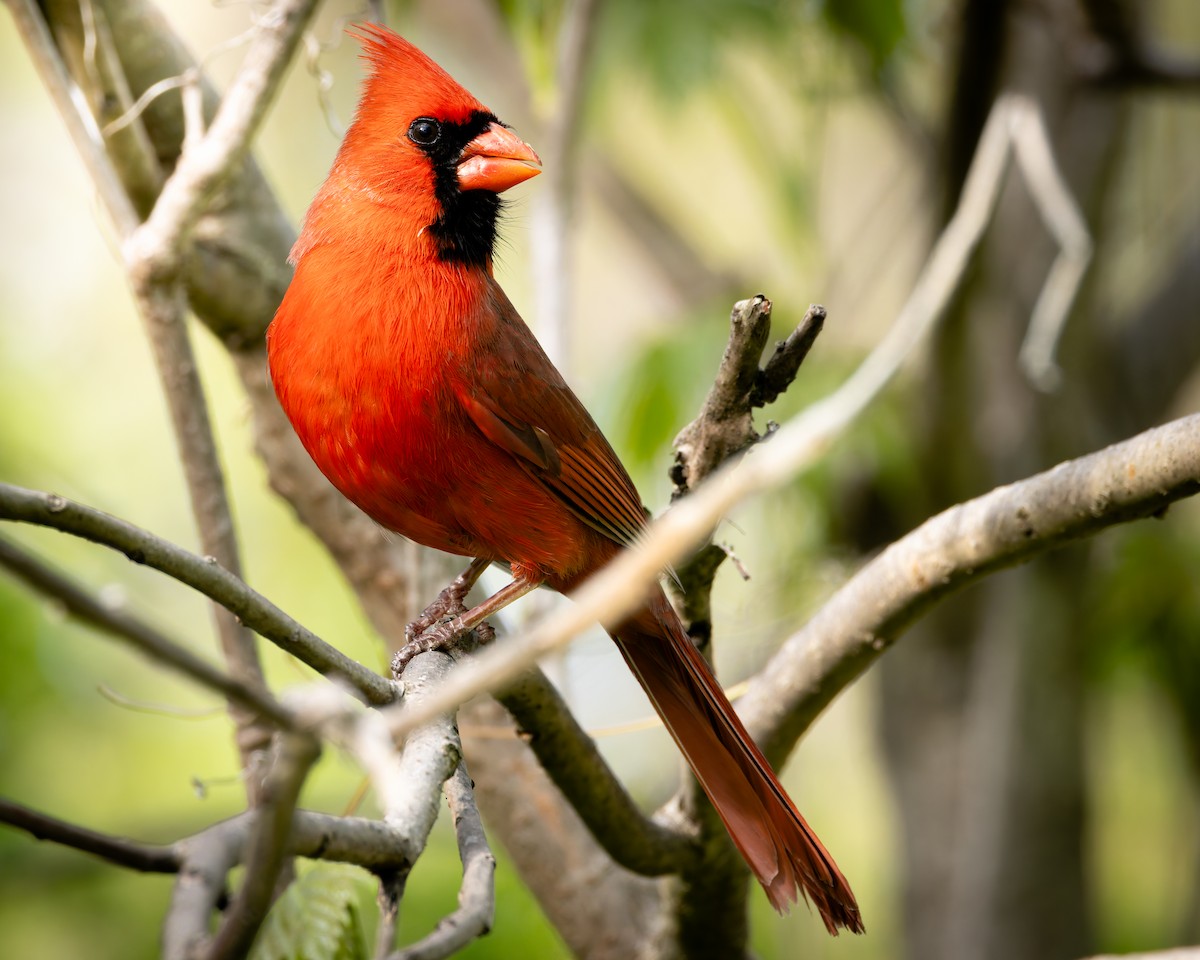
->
(267, 24), (861, 932)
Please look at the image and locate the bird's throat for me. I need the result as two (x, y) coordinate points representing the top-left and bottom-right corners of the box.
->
(427, 186), (502, 268)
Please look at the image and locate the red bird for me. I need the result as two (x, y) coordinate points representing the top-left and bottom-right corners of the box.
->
(267, 24), (861, 931)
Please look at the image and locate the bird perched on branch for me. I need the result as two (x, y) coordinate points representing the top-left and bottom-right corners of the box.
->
(267, 23), (861, 932)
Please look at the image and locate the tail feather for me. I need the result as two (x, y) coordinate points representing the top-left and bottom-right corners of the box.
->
(612, 589), (863, 934)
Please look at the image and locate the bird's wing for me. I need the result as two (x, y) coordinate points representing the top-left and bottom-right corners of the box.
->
(451, 287), (649, 550)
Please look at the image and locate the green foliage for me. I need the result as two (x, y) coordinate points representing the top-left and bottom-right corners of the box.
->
(599, 0), (795, 98)
(1089, 523), (1200, 772)
(597, 305), (731, 484)
(251, 864), (368, 960)
(0, 576), (51, 748)
(820, 0), (908, 75)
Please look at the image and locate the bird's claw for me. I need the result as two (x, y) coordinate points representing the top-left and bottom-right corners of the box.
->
(392, 616), (497, 676)
(405, 602), (456, 644)
(404, 575), (478, 643)
(392, 619), (456, 675)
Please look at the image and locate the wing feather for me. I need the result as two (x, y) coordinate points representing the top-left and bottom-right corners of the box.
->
(452, 284), (649, 551)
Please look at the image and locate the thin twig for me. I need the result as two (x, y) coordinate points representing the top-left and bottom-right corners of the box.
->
(5, 0), (140, 237)
(0, 535), (294, 728)
(207, 730), (322, 960)
(371, 652), (467, 956)
(383, 653), (463, 828)
(119, 0), (320, 802)
(1011, 98), (1094, 390)
(387, 763), (496, 960)
(0, 483), (398, 706)
(164, 820), (247, 959)
(122, 0), (320, 267)
(750, 305), (826, 408)
(0, 797), (180, 873)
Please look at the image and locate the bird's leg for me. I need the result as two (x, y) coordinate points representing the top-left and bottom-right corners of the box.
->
(392, 574), (543, 674)
(405, 557), (491, 643)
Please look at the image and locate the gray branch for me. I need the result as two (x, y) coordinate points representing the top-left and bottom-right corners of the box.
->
(205, 731), (322, 960)
(386, 763), (496, 960)
(664, 296), (826, 945)
(740, 412), (1200, 764)
(669, 297), (825, 639)
(12, 0), (320, 801)
(497, 671), (692, 875)
(0, 798), (180, 873)
(371, 652), (475, 958)
(161, 803), (425, 960)
(121, 0), (318, 802)
(0, 535), (293, 729)
(0, 483), (397, 707)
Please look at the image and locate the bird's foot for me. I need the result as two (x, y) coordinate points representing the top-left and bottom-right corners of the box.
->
(405, 592), (465, 645)
(404, 560), (488, 643)
(392, 615), (496, 676)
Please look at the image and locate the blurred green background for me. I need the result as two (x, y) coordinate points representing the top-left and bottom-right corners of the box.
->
(1, 0), (1198, 957)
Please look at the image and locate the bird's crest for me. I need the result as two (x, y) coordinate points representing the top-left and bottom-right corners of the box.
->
(350, 23), (487, 127)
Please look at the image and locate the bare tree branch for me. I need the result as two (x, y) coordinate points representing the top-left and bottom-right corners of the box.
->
(386, 763), (496, 960)
(385, 654), (464, 837)
(0, 798), (439, 883)
(0, 535), (294, 729)
(207, 730), (322, 960)
(120, 0), (318, 801)
(164, 821), (246, 960)
(742, 411), (1200, 763)
(0, 483), (398, 706)
(11, 0), (320, 800)
(668, 297), (826, 638)
(497, 671), (692, 875)
(89, 0), (296, 345)
(1010, 99), (1094, 391)
(671, 295), (777, 502)
(749, 305), (826, 409)
(0, 797), (180, 873)
(371, 651), (472, 957)
(663, 296), (829, 938)
(6, 0), (141, 235)
(460, 697), (670, 957)
(122, 0), (317, 264)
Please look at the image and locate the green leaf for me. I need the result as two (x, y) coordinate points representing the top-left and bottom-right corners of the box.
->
(250, 863), (368, 960)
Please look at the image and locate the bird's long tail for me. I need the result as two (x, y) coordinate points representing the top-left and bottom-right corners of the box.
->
(611, 588), (863, 933)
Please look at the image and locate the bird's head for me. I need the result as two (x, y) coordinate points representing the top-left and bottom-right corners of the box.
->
(299, 24), (540, 268)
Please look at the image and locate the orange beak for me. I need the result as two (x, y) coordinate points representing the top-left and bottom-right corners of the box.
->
(457, 122), (541, 193)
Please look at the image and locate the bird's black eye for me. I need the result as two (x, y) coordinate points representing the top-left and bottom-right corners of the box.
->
(408, 117), (441, 146)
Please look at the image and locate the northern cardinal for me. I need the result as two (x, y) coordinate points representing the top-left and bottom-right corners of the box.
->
(267, 24), (861, 931)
